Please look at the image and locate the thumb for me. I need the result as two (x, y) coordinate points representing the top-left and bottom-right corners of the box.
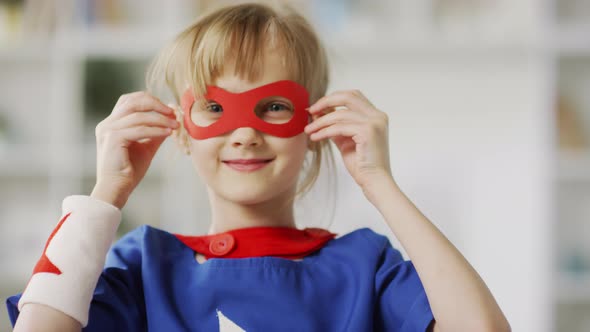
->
(143, 135), (167, 156)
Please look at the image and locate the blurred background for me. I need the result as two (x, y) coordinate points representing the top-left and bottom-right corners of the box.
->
(0, 0), (588, 330)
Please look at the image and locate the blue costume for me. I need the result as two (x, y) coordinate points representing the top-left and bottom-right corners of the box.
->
(7, 225), (433, 331)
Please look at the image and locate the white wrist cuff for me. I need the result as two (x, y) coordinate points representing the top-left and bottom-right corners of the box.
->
(18, 195), (122, 327)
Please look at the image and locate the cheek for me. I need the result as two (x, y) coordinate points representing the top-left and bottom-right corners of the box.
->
(275, 134), (308, 168)
(188, 139), (222, 175)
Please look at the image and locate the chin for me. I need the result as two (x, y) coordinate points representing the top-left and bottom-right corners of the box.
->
(229, 187), (276, 205)
(216, 181), (293, 206)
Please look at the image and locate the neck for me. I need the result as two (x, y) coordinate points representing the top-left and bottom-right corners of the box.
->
(206, 187), (297, 234)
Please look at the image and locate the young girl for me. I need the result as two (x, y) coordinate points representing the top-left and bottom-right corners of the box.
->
(7, 2), (509, 331)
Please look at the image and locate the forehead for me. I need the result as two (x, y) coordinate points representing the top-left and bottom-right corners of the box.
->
(211, 50), (294, 94)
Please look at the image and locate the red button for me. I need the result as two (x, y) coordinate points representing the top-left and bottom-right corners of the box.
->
(209, 234), (235, 256)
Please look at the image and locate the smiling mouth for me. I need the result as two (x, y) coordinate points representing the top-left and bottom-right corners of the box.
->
(222, 158), (274, 172)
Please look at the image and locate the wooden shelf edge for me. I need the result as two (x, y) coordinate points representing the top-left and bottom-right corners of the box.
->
(556, 272), (590, 304)
(557, 149), (590, 183)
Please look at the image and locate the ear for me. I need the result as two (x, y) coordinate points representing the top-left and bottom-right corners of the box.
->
(168, 103), (191, 155)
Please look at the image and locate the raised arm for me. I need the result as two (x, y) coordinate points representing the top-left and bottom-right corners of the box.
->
(305, 89), (510, 332)
(12, 193), (121, 331)
(363, 175), (510, 332)
(12, 92), (177, 330)
(14, 304), (81, 332)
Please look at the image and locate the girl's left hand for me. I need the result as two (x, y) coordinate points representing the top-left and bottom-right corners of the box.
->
(304, 90), (393, 190)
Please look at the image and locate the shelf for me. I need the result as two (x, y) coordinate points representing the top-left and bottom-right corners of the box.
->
(0, 143), (52, 177)
(0, 40), (55, 62)
(557, 149), (590, 183)
(62, 25), (178, 59)
(0, 25), (176, 61)
(0, 3), (586, 60)
(554, 25), (590, 57)
(556, 272), (590, 304)
(2, 28), (587, 62)
(329, 36), (546, 60)
(0, 26), (553, 63)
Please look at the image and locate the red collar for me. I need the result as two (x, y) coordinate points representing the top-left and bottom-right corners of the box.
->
(174, 226), (337, 260)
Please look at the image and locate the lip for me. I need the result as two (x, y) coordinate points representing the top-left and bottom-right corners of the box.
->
(222, 158), (274, 172)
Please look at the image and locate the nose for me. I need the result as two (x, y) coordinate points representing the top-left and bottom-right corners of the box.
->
(229, 127), (263, 148)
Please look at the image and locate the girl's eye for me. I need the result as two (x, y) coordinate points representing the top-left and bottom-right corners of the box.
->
(267, 103), (289, 112)
(253, 97), (294, 124)
(207, 103), (223, 113)
(191, 100), (223, 126)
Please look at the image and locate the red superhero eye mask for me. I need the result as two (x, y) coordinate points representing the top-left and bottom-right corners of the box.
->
(181, 80), (310, 140)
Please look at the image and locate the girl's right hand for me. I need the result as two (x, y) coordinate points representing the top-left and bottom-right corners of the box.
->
(91, 91), (179, 209)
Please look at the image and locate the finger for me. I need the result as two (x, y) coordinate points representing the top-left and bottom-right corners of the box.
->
(112, 92), (175, 120)
(331, 136), (356, 154)
(305, 108), (365, 135)
(113, 126), (173, 144)
(309, 123), (362, 142)
(309, 106), (335, 122)
(111, 111), (180, 131)
(167, 103), (184, 121)
(308, 90), (373, 115)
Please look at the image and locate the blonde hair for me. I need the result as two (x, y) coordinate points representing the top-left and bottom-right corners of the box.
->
(146, 1), (334, 198)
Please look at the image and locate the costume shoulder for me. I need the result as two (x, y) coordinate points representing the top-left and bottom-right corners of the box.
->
(105, 224), (152, 268)
(105, 224), (182, 267)
(336, 227), (403, 261)
(351, 227), (434, 332)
